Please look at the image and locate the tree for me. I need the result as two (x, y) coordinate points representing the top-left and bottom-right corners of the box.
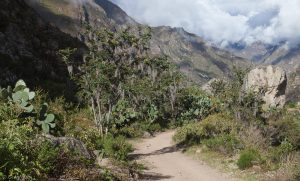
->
(61, 26), (183, 135)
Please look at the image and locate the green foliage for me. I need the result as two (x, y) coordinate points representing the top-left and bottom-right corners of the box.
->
(202, 134), (242, 155)
(172, 66), (300, 177)
(112, 100), (137, 129)
(32, 141), (60, 175)
(269, 140), (295, 163)
(0, 120), (63, 180)
(174, 113), (238, 145)
(147, 104), (159, 123)
(0, 80), (35, 113)
(0, 118), (99, 180)
(100, 169), (119, 181)
(0, 120), (36, 180)
(177, 86), (213, 123)
(209, 79), (227, 98)
(100, 135), (133, 161)
(112, 124), (143, 138)
(209, 67), (263, 121)
(60, 27), (185, 134)
(37, 103), (56, 134)
(0, 80), (56, 134)
(269, 111), (300, 148)
(237, 148), (261, 170)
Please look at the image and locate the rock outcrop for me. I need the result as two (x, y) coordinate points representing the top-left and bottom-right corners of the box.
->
(243, 65), (287, 109)
(43, 134), (93, 160)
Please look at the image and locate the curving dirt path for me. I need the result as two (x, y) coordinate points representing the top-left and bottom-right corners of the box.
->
(132, 131), (237, 181)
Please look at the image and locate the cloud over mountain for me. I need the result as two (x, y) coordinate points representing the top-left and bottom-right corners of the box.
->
(111, 0), (300, 47)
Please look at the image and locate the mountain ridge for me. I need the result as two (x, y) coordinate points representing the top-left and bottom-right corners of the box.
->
(25, 0), (250, 84)
(2, 0), (299, 101)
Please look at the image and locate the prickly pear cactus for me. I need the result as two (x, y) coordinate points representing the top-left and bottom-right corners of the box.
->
(37, 103), (56, 134)
(0, 80), (35, 112)
(11, 80), (35, 112)
(1, 79), (56, 134)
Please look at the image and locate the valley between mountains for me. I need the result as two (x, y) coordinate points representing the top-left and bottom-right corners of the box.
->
(0, 0), (299, 181)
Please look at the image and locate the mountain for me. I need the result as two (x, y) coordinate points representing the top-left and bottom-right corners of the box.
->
(24, 0), (249, 84)
(0, 0), (85, 99)
(227, 41), (300, 71)
(226, 41), (279, 63)
(227, 41), (300, 101)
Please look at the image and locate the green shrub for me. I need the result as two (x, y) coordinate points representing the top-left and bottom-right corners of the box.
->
(202, 134), (242, 155)
(237, 148), (261, 170)
(0, 80), (56, 134)
(269, 111), (300, 148)
(71, 128), (103, 151)
(111, 100), (138, 129)
(101, 135), (133, 162)
(112, 125), (143, 138)
(0, 120), (36, 179)
(0, 113), (92, 180)
(173, 122), (202, 145)
(270, 140), (295, 163)
(176, 86), (214, 124)
(0, 120), (63, 180)
(178, 95), (212, 123)
(141, 122), (162, 133)
(174, 113), (238, 146)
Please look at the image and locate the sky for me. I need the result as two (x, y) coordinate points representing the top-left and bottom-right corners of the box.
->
(111, 0), (300, 47)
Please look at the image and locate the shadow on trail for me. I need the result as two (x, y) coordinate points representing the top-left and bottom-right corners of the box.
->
(129, 144), (179, 180)
(129, 145), (181, 160)
(138, 172), (173, 180)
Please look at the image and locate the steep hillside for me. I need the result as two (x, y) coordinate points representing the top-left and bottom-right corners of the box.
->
(25, 0), (249, 84)
(226, 42), (280, 64)
(262, 44), (300, 71)
(0, 0), (84, 98)
(227, 41), (300, 72)
(151, 27), (248, 82)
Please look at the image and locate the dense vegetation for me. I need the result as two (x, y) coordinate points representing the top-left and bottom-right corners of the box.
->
(174, 69), (300, 180)
(1, 24), (299, 180)
(0, 26), (214, 180)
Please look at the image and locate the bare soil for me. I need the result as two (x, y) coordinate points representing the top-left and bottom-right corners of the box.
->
(132, 131), (237, 181)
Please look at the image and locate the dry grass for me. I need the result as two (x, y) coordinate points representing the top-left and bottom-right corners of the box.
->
(263, 153), (300, 181)
(239, 124), (268, 150)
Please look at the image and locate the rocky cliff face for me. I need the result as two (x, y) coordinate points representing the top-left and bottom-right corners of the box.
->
(24, 0), (249, 84)
(0, 0), (84, 98)
(243, 66), (287, 109)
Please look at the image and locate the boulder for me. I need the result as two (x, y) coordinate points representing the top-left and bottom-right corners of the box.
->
(243, 65), (287, 110)
(142, 131), (153, 138)
(43, 135), (93, 160)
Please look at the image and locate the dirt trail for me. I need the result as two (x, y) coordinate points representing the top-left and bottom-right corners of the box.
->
(132, 131), (237, 181)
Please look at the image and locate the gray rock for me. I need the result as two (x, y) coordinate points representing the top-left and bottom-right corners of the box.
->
(43, 134), (93, 160)
(142, 131), (153, 138)
(243, 65), (287, 110)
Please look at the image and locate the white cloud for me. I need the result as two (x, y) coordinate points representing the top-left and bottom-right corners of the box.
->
(110, 0), (300, 46)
